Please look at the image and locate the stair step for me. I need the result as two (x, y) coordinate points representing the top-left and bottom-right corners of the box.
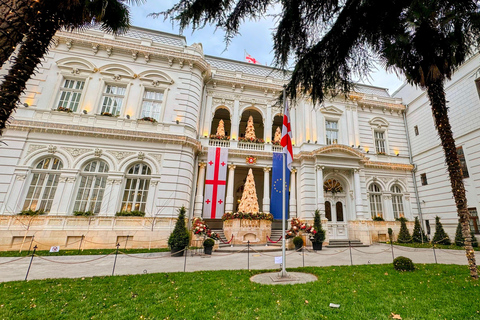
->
(325, 239), (369, 248)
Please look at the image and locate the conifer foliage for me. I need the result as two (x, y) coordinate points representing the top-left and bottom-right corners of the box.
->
(455, 222), (478, 247)
(412, 217), (427, 243)
(397, 219), (412, 243)
(168, 206), (190, 253)
(432, 216), (451, 245)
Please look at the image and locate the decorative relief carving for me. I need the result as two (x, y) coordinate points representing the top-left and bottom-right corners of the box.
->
(263, 167), (271, 172)
(47, 145), (57, 154)
(92, 44), (99, 54)
(212, 97), (234, 108)
(67, 177), (76, 183)
(168, 57), (174, 67)
(131, 51), (138, 61)
(15, 175), (26, 181)
(144, 53), (150, 63)
(65, 39), (73, 50)
(106, 47), (113, 56)
(148, 153), (162, 163)
(150, 180), (160, 186)
(179, 59), (184, 68)
(199, 162), (207, 169)
(63, 147), (91, 158)
(228, 164), (236, 170)
(59, 176), (68, 183)
(107, 150), (135, 161)
(94, 148), (103, 157)
(138, 152), (146, 160)
(27, 144), (46, 155)
(112, 74), (121, 81)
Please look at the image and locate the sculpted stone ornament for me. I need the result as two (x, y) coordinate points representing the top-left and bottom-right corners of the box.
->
(238, 168), (260, 214)
(245, 115), (256, 140)
(216, 119), (225, 137)
(274, 126), (281, 143)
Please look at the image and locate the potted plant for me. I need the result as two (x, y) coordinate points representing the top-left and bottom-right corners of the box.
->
(310, 209), (326, 250)
(203, 238), (215, 255)
(168, 206), (190, 257)
(293, 236), (303, 251)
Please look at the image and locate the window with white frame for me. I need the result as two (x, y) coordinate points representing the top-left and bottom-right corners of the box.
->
(391, 185), (404, 219)
(57, 79), (85, 112)
(121, 163), (151, 213)
(368, 183), (383, 219)
(73, 160), (109, 214)
(325, 120), (338, 145)
(100, 84), (126, 116)
(23, 157), (63, 213)
(140, 90), (164, 121)
(374, 130), (386, 154)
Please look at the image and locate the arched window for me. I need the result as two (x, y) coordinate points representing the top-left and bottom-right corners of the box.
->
(121, 163), (151, 212)
(369, 183), (383, 219)
(73, 160), (109, 214)
(23, 157), (63, 213)
(391, 185), (404, 219)
(325, 201), (332, 221)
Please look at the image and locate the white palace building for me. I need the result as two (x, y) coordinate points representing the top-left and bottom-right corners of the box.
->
(0, 26), (479, 249)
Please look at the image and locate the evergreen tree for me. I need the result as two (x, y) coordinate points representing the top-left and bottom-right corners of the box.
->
(311, 209), (325, 244)
(472, 233), (478, 248)
(412, 217), (427, 243)
(455, 222), (464, 247)
(168, 206), (190, 251)
(397, 219), (412, 243)
(432, 216), (451, 245)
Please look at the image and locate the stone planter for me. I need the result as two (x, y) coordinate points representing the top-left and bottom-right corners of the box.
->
(204, 246), (213, 255)
(312, 242), (323, 251)
(223, 219), (272, 245)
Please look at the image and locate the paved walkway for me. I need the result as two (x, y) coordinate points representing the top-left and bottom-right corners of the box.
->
(0, 244), (469, 283)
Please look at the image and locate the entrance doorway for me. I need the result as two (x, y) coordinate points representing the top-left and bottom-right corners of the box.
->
(323, 178), (348, 240)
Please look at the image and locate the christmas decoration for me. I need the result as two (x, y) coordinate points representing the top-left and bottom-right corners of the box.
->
(412, 217), (427, 243)
(432, 216), (451, 245)
(238, 168), (259, 214)
(246, 156), (256, 165)
(397, 219), (412, 243)
(216, 119), (225, 136)
(244, 115), (256, 140)
(273, 126), (281, 145)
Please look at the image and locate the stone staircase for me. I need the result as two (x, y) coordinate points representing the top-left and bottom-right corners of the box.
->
(266, 230), (284, 246)
(211, 229), (232, 247)
(325, 239), (369, 248)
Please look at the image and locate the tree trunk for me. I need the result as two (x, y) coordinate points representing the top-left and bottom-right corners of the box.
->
(0, 0), (41, 66)
(425, 78), (478, 280)
(0, 8), (59, 135)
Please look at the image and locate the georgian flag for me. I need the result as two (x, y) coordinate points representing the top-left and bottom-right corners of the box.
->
(203, 147), (228, 219)
(281, 99), (293, 171)
(245, 50), (260, 64)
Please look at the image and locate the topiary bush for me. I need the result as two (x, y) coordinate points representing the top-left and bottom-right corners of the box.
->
(203, 238), (215, 247)
(393, 256), (415, 271)
(455, 222), (464, 246)
(432, 216), (451, 245)
(397, 219), (412, 243)
(168, 206), (190, 254)
(293, 236), (304, 249)
(412, 216), (427, 243)
(311, 209), (325, 244)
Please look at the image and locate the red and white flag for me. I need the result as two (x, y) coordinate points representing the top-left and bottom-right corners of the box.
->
(281, 99), (293, 171)
(203, 147), (228, 219)
(245, 51), (260, 64)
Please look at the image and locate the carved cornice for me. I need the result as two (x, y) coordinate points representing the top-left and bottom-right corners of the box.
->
(9, 120), (202, 152)
(363, 161), (414, 171)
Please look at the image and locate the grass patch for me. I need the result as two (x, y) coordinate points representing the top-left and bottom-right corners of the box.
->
(1, 264), (480, 319)
(393, 242), (480, 251)
(0, 248), (169, 258)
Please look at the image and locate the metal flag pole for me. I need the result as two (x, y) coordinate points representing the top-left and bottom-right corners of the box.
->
(281, 88), (287, 278)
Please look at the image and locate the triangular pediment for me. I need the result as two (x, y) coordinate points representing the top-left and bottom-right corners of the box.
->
(313, 145), (367, 160)
(320, 105), (343, 116)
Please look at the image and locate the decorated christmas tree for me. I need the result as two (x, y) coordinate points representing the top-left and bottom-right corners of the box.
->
(274, 126), (281, 143)
(245, 115), (256, 140)
(238, 168), (260, 214)
(412, 216), (428, 243)
(216, 119), (225, 136)
(397, 219), (413, 243)
(432, 216), (451, 245)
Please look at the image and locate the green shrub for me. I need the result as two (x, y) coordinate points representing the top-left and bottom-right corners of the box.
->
(73, 211), (94, 217)
(372, 216), (385, 221)
(412, 217), (427, 243)
(393, 256), (415, 271)
(115, 210), (145, 217)
(388, 228), (393, 243)
(397, 219), (412, 243)
(168, 206), (190, 249)
(455, 222), (464, 246)
(293, 236), (304, 247)
(18, 209), (45, 216)
(311, 209), (325, 244)
(203, 238), (215, 247)
(396, 217), (408, 222)
(432, 216), (451, 245)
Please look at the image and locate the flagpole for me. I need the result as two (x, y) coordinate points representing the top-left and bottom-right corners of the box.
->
(281, 87), (287, 278)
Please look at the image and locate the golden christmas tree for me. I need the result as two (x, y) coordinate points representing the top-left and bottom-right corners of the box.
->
(245, 115), (256, 140)
(238, 168), (260, 214)
(274, 126), (281, 143)
(216, 119), (225, 136)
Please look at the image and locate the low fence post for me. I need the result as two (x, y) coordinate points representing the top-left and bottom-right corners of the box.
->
(349, 241), (353, 266)
(25, 245), (37, 281)
(432, 244), (438, 264)
(78, 235), (84, 252)
(390, 241), (395, 261)
(124, 235), (129, 251)
(247, 240), (250, 271)
(302, 245), (305, 267)
(27, 235), (35, 255)
(112, 243), (120, 276)
(183, 247), (188, 272)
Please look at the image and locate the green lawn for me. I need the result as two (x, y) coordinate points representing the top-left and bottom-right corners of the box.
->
(393, 242), (480, 250)
(0, 247), (169, 257)
(1, 264), (479, 319)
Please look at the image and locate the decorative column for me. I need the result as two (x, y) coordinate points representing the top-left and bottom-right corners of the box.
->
(353, 169), (364, 219)
(100, 173), (123, 216)
(289, 168), (297, 217)
(383, 194), (394, 221)
(194, 162), (206, 217)
(55, 174), (77, 215)
(146, 178), (160, 216)
(263, 167), (271, 212)
(316, 165), (325, 217)
(225, 164), (236, 213)
(231, 99), (240, 140)
(3, 169), (29, 214)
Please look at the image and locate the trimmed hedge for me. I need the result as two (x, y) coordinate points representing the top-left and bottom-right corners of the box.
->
(393, 256), (415, 271)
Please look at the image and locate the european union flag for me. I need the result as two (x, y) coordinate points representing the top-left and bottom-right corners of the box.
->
(270, 152), (290, 220)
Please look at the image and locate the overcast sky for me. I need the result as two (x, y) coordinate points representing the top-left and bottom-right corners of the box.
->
(129, 1), (405, 94)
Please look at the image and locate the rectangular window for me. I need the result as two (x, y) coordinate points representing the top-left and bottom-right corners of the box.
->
(325, 120), (338, 145)
(140, 90), (164, 121)
(57, 79), (85, 112)
(414, 125), (419, 136)
(469, 208), (479, 234)
(456, 146), (470, 178)
(374, 131), (386, 154)
(420, 173), (428, 186)
(100, 84), (126, 116)
(392, 195), (404, 219)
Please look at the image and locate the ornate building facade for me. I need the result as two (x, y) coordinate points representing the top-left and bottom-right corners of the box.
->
(0, 26), (431, 249)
